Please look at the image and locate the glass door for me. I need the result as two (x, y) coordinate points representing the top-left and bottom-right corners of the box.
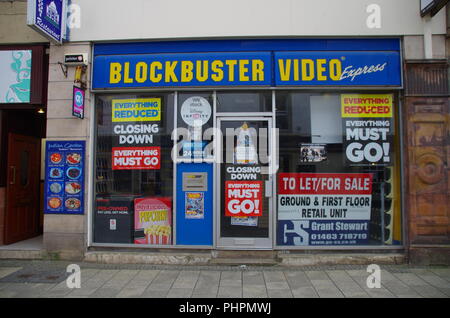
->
(216, 117), (273, 249)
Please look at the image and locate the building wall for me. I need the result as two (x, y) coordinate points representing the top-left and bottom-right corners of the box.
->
(43, 42), (91, 260)
(68, 0), (446, 41)
(0, 0), (48, 44)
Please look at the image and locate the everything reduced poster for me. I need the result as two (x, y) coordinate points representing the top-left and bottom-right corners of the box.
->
(44, 140), (85, 214)
(341, 94), (393, 166)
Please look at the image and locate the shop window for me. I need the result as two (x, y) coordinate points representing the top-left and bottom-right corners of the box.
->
(216, 91), (272, 113)
(93, 94), (174, 245)
(276, 91), (402, 247)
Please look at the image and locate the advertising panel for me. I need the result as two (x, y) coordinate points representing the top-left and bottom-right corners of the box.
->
(94, 196), (134, 243)
(0, 50), (32, 103)
(27, 0), (66, 43)
(341, 94), (393, 166)
(72, 86), (85, 119)
(134, 197), (172, 245)
(185, 192), (205, 219)
(44, 140), (85, 215)
(277, 173), (373, 246)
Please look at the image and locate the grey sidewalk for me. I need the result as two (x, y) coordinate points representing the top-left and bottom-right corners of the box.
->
(0, 260), (449, 298)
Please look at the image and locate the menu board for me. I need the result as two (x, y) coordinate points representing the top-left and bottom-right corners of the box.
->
(44, 140), (85, 215)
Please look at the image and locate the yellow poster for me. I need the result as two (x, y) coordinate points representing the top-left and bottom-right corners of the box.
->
(112, 98), (161, 122)
(341, 94), (393, 118)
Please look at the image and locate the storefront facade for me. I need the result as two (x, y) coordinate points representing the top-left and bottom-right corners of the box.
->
(85, 39), (402, 252)
(37, 0), (449, 264)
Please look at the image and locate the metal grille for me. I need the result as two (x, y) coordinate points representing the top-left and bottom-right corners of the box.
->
(405, 61), (449, 96)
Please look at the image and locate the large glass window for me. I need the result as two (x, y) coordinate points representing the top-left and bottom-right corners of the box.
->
(276, 91), (402, 247)
(93, 93), (174, 245)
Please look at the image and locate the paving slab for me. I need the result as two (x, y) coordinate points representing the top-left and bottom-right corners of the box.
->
(267, 289), (293, 298)
(172, 270), (200, 289)
(219, 271), (242, 287)
(243, 285), (268, 298)
(263, 271), (290, 290)
(167, 288), (194, 298)
(291, 286), (319, 298)
(61, 269), (117, 297)
(326, 270), (370, 298)
(0, 267), (21, 280)
(217, 285), (242, 298)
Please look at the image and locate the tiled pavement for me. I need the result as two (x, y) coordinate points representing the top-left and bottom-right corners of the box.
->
(0, 260), (449, 298)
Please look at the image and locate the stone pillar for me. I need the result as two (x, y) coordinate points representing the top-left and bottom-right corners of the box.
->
(43, 42), (92, 260)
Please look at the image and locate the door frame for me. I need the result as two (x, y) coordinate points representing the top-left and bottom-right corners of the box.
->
(215, 116), (275, 250)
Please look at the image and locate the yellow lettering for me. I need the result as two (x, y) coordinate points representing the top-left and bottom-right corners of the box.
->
(293, 59), (299, 81)
(211, 60), (224, 82)
(278, 59), (291, 81)
(196, 60), (208, 82)
(301, 59), (315, 81)
(316, 59), (327, 81)
(239, 59), (250, 82)
(135, 62), (147, 83)
(109, 62), (122, 84)
(225, 60), (237, 82)
(252, 60), (265, 82)
(123, 62), (133, 84)
(150, 62), (162, 83)
(181, 61), (194, 82)
(329, 59), (342, 81)
(165, 61), (178, 82)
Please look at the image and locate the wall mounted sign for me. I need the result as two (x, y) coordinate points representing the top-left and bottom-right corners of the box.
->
(44, 140), (85, 214)
(274, 51), (402, 86)
(0, 50), (32, 103)
(93, 39), (402, 89)
(27, 0), (67, 44)
(72, 86), (85, 119)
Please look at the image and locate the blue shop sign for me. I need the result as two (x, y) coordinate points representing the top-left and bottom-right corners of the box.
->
(92, 39), (402, 89)
(93, 52), (272, 89)
(27, 0), (66, 43)
(274, 51), (402, 86)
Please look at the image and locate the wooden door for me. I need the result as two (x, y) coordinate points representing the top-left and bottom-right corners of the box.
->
(4, 133), (41, 244)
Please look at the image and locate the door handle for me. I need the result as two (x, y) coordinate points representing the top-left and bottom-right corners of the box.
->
(9, 166), (16, 185)
(265, 178), (272, 198)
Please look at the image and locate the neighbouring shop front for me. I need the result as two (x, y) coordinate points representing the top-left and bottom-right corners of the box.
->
(83, 38), (403, 252)
(0, 44), (48, 245)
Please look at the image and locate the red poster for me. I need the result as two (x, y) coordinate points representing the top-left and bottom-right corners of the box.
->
(225, 181), (263, 217)
(112, 146), (160, 170)
(278, 173), (373, 195)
